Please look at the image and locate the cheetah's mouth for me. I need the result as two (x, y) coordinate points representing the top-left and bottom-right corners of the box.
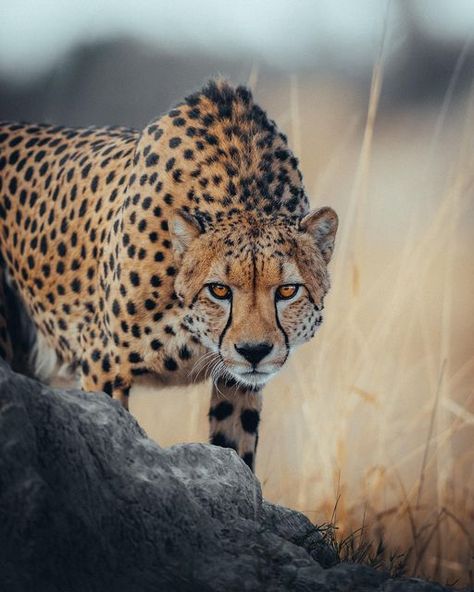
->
(228, 368), (274, 389)
(219, 355), (281, 389)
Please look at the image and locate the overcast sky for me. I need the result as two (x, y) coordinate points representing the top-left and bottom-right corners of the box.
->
(0, 0), (473, 79)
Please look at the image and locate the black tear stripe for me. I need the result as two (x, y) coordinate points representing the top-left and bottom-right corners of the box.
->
(218, 294), (233, 350)
(273, 298), (290, 364)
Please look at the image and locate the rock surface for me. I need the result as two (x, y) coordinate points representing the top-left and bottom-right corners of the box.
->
(0, 362), (452, 591)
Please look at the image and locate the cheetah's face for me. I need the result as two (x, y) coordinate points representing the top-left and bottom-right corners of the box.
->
(172, 209), (338, 389)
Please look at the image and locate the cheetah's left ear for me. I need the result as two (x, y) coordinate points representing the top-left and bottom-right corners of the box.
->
(300, 207), (338, 264)
(170, 211), (203, 259)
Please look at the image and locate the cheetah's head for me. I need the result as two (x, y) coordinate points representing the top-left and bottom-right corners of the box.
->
(171, 208), (338, 389)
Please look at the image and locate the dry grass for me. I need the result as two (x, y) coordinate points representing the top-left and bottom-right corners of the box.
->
(131, 63), (474, 586)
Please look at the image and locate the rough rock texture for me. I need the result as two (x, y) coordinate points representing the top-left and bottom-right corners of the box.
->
(0, 362), (451, 592)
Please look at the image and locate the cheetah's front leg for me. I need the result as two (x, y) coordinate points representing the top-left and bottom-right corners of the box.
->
(80, 344), (131, 410)
(208, 379), (262, 472)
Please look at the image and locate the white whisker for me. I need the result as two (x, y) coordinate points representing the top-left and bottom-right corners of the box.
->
(188, 350), (219, 382)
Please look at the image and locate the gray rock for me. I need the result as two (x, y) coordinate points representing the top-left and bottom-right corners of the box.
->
(0, 362), (453, 591)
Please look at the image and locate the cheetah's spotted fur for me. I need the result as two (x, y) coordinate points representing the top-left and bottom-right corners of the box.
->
(0, 80), (338, 470)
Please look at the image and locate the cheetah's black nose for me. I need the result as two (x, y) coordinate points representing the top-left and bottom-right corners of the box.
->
(234, 342), (273, 366)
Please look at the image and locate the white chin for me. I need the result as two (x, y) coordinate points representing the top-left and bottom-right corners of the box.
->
(229, 370), (273, 389)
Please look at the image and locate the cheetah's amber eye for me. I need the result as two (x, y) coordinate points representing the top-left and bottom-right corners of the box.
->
(208, 283), (232, 300)
(276, 285), (300, 300)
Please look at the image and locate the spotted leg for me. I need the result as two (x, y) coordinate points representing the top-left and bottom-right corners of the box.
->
(209, 379), (262, 472)
(79, 340), (131, 410)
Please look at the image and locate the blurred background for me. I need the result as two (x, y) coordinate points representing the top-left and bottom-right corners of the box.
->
(1, 0), (473, 586)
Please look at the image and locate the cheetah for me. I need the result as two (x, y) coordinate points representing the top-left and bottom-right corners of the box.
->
(0, 80), (338, 470)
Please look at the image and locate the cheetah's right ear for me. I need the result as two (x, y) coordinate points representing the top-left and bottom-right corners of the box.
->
(170, 211), (203, 258)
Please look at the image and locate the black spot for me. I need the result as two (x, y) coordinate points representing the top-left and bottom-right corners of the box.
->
(169, 137), (181, 148)
(8, 177), (17, 195)
(242, 452), (254, 469)
(91, 349), (101, 362)
(150, 274), (161, 287)
(205, 134), (218, 146)
(144, 299), (156, 311)
(29, 192), (38, 207)
(128, 352), (142, 364)
(102, 355), (111, 373)
(188, 107), (200, 119)
(81, 163), (91, 178)
(142, 196), (152, 210)
(178, 345), (192, 360)
(151, 339), (162, 351)
(103, 381), (113, 396)
(34, 150), (46, 162)
(202, 114), (214, 126)
(79, 199), (88, 217)
(112, 299), (121, 316)
(209, 401), (234, 421)
(146, 153), (159, 167)
(240, 409), (260, 434)
(71, 278), (81, 293)
(8, 150), (19, 165)
(164, 357), (177, 371)
(130, 271), (140, 287)
(275, 149), (289, 161)
(211, 433), (237, 451)
(57, 242), (67, 257)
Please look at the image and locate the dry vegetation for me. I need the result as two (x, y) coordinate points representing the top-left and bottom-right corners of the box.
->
(131, 65), (474, 587)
